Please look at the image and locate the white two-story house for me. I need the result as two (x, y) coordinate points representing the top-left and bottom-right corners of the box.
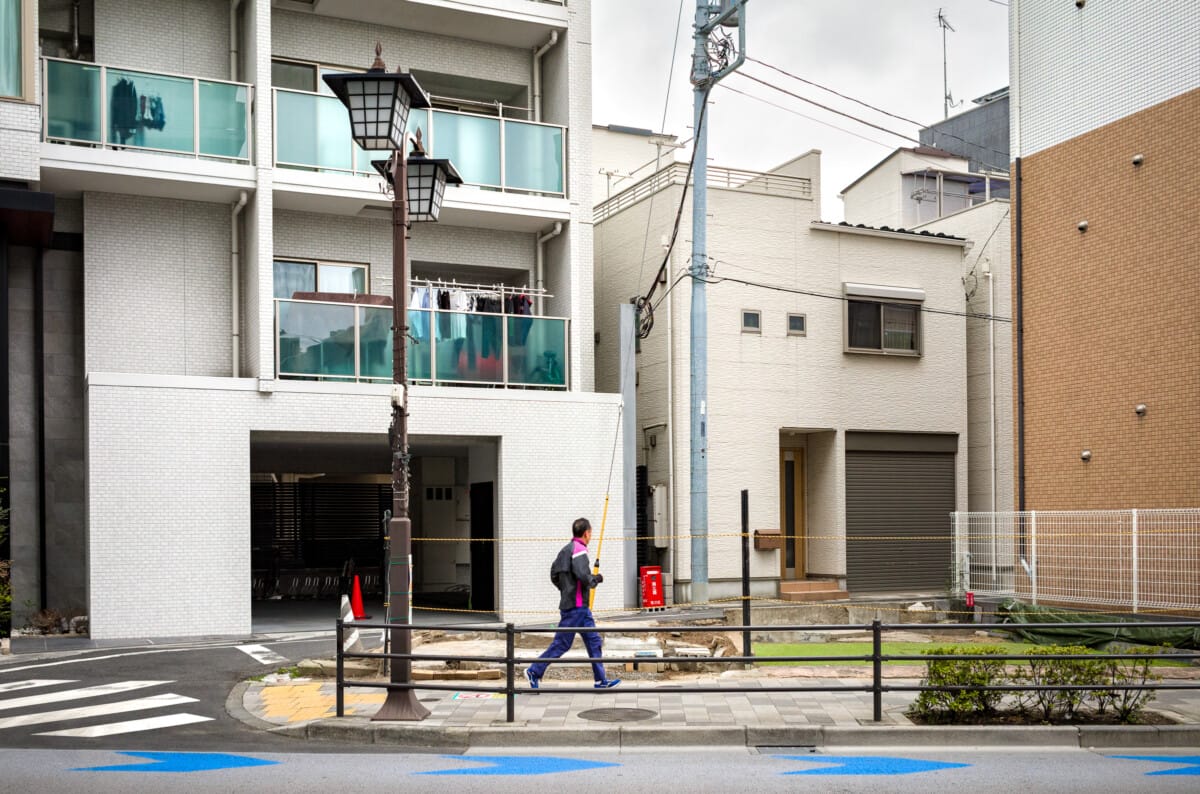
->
(3, 0), (624, 640)
(594, 128), (969, 603)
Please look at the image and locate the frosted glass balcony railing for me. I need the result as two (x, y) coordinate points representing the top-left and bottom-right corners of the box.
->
(273, 89), (566, 195)
(276, 299), (569, 389)
(42, 57), (252, 161)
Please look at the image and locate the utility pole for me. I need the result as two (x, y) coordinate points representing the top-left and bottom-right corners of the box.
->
(689, 0), (746, 606)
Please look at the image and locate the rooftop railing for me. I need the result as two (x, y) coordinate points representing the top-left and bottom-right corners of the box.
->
(275, 298), (569, 389)
(42, 57), (252, 162)
(273, 89), (566, 196)
(594, 162), (813, 223)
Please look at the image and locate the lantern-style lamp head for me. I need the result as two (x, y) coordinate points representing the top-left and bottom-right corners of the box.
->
(373, 152), (463, 223)
(322, 44), (431, 151)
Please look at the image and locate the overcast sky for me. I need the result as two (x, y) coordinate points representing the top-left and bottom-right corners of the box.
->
(591, 0), (1010, 221)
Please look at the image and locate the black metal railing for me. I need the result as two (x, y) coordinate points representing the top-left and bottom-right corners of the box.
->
(335, 619), (1200, 723)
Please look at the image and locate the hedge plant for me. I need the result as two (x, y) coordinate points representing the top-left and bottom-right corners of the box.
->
(909, 644), (1160, 723)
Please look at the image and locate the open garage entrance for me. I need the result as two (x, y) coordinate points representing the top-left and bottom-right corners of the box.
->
(250, 431), (499, 632)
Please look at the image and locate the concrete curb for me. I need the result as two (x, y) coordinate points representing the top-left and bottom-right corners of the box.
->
(224, 681), (283, 733)
(283, 719), (1200, 749)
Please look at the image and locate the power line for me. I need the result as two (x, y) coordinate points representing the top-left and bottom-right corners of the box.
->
(732, 70), (923, 146)
(747, 57), (926, 128)
(742, 58), (1012, 172)
(700, 270), (1012, 323)
(637, 85), (714, 339)
(637, 0), (690, 293)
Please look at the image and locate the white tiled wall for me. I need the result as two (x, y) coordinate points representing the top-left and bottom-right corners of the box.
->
(86, 376), (623, 638)
(1012, 0), (1200, 156)
(83, 192), (232, 376)
(95, 0), (232, 80)
(271, 9), (530, 89)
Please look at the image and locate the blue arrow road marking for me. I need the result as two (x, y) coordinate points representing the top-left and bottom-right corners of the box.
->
(418, 755), (620, 776)
(73, 752), (279, 773)
(776, 755), (971, 776)
(1110, 755), (1200, 776)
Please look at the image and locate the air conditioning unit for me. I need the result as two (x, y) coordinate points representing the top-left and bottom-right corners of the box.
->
(651, 484), (669, 548)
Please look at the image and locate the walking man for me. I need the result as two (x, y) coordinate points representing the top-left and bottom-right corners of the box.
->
(525, 518), (621, 689)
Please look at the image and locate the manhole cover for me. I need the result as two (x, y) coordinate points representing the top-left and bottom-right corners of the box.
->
(577, 708), (657, 723)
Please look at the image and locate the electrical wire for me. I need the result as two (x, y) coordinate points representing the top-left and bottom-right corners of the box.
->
(638, 84), (713, 338)
(740, 59), (1012, 173)
(700, 271), (1012, 323)
(732, 70), (923, 145)
(747, 56), (926, 128)
(636, 0), (689, 298)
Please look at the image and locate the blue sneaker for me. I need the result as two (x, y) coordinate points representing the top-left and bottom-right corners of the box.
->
(594, 679), (621, 689)
(524, 668), (540, 690)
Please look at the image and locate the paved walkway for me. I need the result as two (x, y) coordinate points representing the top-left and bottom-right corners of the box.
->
(235, 665), (1200, 748)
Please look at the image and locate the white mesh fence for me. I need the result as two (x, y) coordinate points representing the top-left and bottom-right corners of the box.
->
(954, 509), (1200, 612)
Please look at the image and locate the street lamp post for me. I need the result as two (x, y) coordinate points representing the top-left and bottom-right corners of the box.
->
(324, 45), (461, 722)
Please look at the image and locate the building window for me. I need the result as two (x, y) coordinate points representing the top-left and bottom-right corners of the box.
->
(741, 309), (761, 334)
(274, 259), (368, 299)
(0, 0), (23, 99)
(846, 300), (919, 353)
(787, 313), (806, 336)
(843, 282), (925, 355)
(271, 58), (352, 95)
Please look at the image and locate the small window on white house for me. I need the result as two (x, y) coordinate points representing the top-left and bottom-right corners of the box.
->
(843, 283), (925, 356)
(787, 313), (806, 336)
(741, 309), (761, 334)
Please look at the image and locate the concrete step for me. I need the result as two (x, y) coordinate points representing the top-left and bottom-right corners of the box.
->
(780, 580), (842, 594)
(778, 589), (850, 602)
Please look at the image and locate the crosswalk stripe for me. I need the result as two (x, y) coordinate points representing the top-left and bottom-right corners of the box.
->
(34, 712), (214, 738)
(236, 644), (289, 666)
(0, 693), (198, 730)
(0, 680), (172, 712)
(0, 680), (77, 694)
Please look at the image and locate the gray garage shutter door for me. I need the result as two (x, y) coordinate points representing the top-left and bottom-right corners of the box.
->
(845, 451), (955, 592)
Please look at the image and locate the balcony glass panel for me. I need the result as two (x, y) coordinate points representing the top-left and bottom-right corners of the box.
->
(106, 68), (195, 153)
(277, 299), (567, 388)
(277, 301), (357, 379)
(433, 311), (504, 383)
(45, 59), (102, 142)
(508, 316), (567, 387)
(43, 59), (250, 160)
(358, 306), (392, 380)
(504, 120), (564, 194)
(198, 80), (250, 159)
(430, 110), (501, 188)
(276, 89), (357, 172)
(407, 309), (433, 381)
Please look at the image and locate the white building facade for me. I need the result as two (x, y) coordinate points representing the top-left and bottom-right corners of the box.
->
(594, 130), (969, 603)
(3, 0), (624, 639)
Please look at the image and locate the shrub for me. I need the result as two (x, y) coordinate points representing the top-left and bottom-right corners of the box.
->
(910, 645), (1010, 718)
(910, 643), (1158, 724)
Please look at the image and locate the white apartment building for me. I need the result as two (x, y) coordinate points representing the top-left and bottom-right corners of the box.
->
(594, 128), (969, 603)
(2, 0), (625, 640)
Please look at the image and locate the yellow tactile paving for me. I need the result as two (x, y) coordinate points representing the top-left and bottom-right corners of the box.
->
(256, 682), (387, 723)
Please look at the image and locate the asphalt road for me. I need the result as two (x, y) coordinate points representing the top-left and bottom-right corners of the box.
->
(0, 633), (386, 753)
(0, 746), (1198, 793)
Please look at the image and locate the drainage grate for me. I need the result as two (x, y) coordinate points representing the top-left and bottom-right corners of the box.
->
(577, 708), (658, 723)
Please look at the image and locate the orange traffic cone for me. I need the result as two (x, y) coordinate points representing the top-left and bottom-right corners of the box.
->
(350, 575), (370, 620)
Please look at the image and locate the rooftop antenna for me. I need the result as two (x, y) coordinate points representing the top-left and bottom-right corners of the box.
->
(938, 8), (962, 119)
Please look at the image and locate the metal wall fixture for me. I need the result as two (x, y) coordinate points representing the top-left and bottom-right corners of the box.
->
(1077, 220), (1089, 232)
(1132, 153), (1145, 166)
(1081, 449), (1092, 461)
(1135, 403), (1148, 417)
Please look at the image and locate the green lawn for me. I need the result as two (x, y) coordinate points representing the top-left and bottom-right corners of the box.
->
(754, 641), (1034, 666)
(754, 641), (1190, 666)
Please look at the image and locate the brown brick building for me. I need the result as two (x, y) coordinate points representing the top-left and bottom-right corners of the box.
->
(1012, 1), (1200, 511)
